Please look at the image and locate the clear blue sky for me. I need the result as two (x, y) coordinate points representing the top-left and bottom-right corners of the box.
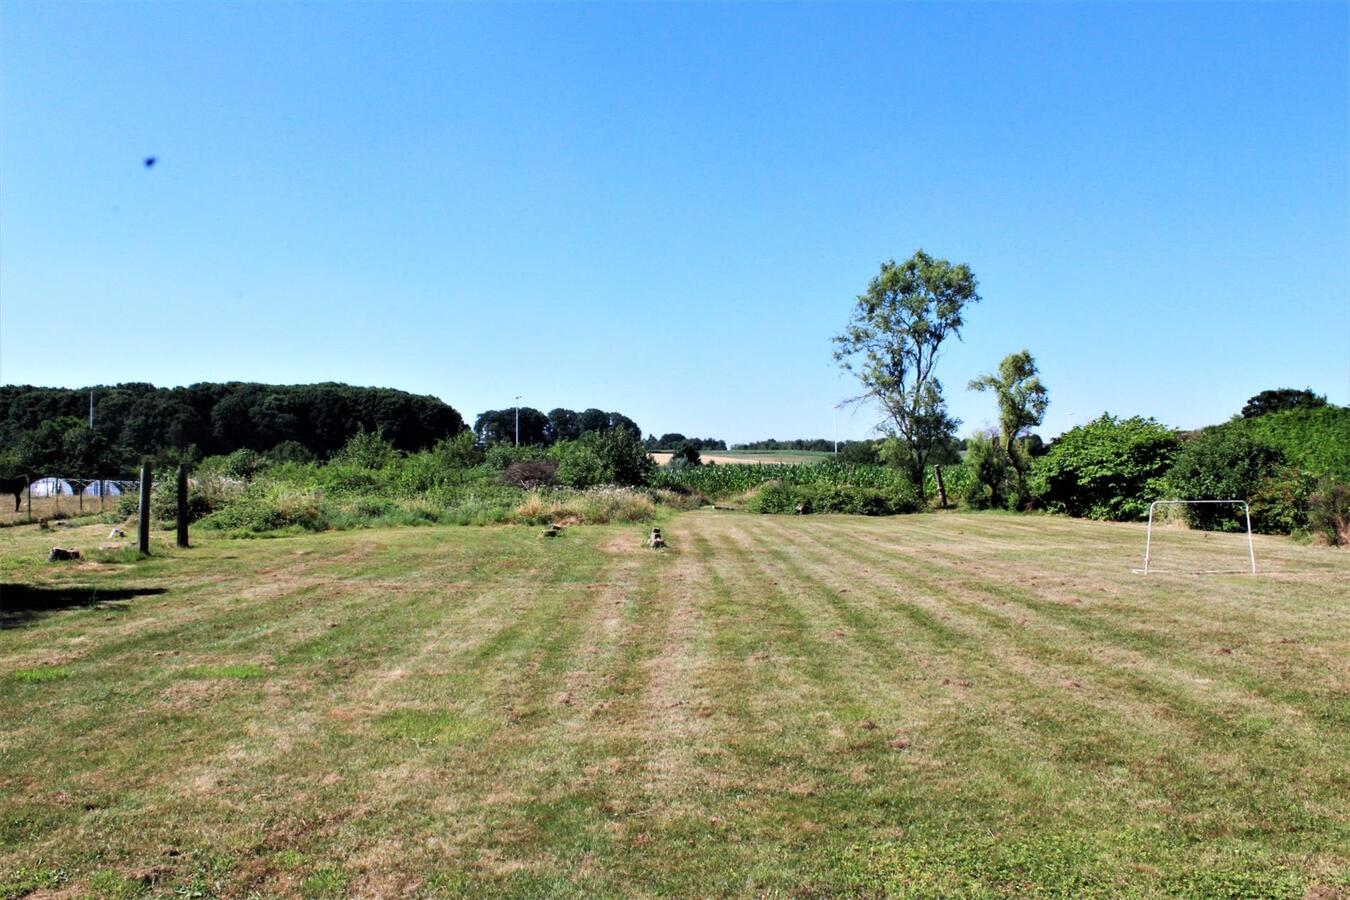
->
(2, 2), (1346, 444)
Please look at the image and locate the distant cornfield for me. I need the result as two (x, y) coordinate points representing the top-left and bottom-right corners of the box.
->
(653, 460), (973, 500)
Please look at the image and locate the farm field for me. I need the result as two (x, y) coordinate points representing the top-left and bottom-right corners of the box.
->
(650, 450), (833, 466)
(1, 513), (1347, 897)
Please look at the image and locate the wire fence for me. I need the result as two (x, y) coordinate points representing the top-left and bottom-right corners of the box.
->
(0, 477), (140, 526)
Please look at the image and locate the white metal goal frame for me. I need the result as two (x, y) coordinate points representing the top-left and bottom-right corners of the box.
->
(1134, 499), (1256, 575)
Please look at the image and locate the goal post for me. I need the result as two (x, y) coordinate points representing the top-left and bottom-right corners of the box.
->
(1134, 499), (1256, 575)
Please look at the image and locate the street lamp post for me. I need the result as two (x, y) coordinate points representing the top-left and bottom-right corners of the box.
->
(514, 396), (521, 447)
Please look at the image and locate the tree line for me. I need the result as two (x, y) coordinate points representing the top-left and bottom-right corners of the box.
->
(0, 382), (466, 478)
(473, 408), (727, 452)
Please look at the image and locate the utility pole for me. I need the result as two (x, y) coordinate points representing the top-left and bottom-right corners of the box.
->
(514, 395), (521, 447)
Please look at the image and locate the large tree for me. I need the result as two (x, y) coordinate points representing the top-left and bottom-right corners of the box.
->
(546, 408), (581, 443)
(833, 250), (980, 489)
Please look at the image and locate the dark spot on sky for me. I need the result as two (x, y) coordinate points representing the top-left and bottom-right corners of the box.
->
(143, 157), (156, 168)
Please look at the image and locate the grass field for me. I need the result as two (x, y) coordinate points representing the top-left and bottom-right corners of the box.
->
(1, 513), (1347, 897)
(0, 491), (122, 527)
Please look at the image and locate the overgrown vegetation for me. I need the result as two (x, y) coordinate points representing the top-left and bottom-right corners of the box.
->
(1029, 415), (1181, 520)
(1166, 428), (1288, 531)
(1213, 405), (1350, 481)
(124, 427), (676, 535)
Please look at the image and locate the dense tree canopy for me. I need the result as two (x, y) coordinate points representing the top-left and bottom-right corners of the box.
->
(475, 406), (641, 447)
(1240, 388), (1327, 419)
(0, 383), (465, 472)
(475, 407), (550, 446)
(646, 434), (728, 451)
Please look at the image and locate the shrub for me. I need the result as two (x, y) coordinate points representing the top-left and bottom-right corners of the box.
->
(485, 443), (548, 470)
(749, 480), (920, 516)
(1248, 467), (1316, 535)
(312, 461), (384, 495)
(1030, 415), (1180, 520)
(432, 431), (484, 469)
(509, 487), (657, 525)
(1166, 429), (1285, 531)
(149, 473), (234, 525)
(667, 442), (702, 467)
(550, 428), (653, 488)
(595, 427), (655, 486)
(332, 427), (400, 469)
(390, 452), (446, 496)
(267, 441), (315, 464)
(551, 439), (607, 488)
(748, 480), (797, 514)
(839, 441), (880, 465)
(198, 484), (329, 534)
(502, 459), (559, 488)
(214, 448), (270, 480)
(961, 433), (1019, 511)
(1309, 479), (1350, 546)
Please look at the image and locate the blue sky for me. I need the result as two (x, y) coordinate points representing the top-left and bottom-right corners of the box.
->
(2, 2), (1346, 444)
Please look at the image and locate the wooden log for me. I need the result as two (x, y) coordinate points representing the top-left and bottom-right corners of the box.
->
(933, 464), (948, 509)
(176, 466), (190, 548)
(138, 462), (152, 555)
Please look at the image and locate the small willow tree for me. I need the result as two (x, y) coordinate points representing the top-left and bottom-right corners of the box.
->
(968, 349), (1049, 504)
(833, 250), (980, 491)
(970, 351), (1048, 454)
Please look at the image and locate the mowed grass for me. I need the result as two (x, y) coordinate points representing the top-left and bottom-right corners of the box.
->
(0, 513), (1347, 898)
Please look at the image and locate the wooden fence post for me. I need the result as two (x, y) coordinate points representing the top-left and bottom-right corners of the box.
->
(933, 464), (948, 509)
(176, 466), (190, 549)
(138, 463), (153, 555)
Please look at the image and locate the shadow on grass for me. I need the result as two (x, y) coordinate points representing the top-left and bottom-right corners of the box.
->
(0, 584), (167, 628)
